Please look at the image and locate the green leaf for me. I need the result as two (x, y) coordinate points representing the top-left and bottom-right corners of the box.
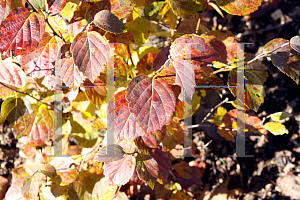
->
(269, 112), (292, 122)
(228, 53), (268, 112)
(136, 155), (158, 189)
(29, 0), (45, 10)
(0, 97), (28, 124)
(264, 122), (288, 135)
(169, 0), (206, 19)
(144, 1), (165, 20)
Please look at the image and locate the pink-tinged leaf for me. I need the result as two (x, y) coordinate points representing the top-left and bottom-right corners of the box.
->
(61, 57), (84, 87)
(152, 45), (170, 72)
(28, 104), (54, 146)
(94, 10), (126, 34)
(21, 34), (63, 79)
(94, 144), (125, 163)
(71, 31), (109, 82)
(5, 177), (27, 200)
(50, 157), (78, 185)
(158, 35), (201, 101)
(0, 7), (45, 59)
(216, 0), (262, 16)
(126, 75), (176, 134)
(41, 74), (55, 90)
(263, 38), (300, 84)
(47, 0), (67, 15)
(108, 90), (145, 141)
(110, 0), (134, 19)
(0, 0), (10, 23)
(85, 0), (111, 23)
(21, 174), (41, 199)
(65, 87), (79, 102)
(103, 139), (136, 186)
(0, 61), (26, 87)
(68, 19), (88, 39)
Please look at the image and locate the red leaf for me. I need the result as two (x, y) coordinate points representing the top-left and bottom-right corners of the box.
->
(71, 31), (109, 82)
(0, 61), (26, 87)
(61, 57), (84, 87)
(126, 75), (176, 134)
(0, 7), (45, 59)
(158, 34), (224, 102)
(21, 34), (63, 79)
(103, 139), (136, 186)
(108, 89), (145, 141)
(47, 0), (67, 15)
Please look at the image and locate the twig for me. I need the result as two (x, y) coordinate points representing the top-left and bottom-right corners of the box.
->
(26, 0), (66, 43)
(0, 82), (55, 110)
(196, 0), (210, 35)
(199, 97), (229, 125)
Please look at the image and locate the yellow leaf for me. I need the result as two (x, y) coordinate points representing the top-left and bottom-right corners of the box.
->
(61, 2), (78, 21)
(127, 17), (150, 45)
(264, 122), (288, 135)
(157, 0), (177, 29)
(269, 112), (292, 122)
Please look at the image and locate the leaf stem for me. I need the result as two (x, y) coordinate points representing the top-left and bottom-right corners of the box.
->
(196, 0), (210, 35)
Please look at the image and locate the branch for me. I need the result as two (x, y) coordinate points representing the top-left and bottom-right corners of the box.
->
(26, 0), (66, 43)
(0, 82), (56, 110)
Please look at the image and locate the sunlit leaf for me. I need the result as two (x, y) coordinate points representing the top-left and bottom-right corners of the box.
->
(71, 31), (109, 82)
(91, 178), (118, 200)
(84, 78), (106, 105)
(21, 34), (63, 79)
(290, 35), (300, 53)
(29, 0), (45, 10)
(169, 0), (206, 19)
(103, 139), (136, 186)
(228, 53), (268, 112)
(110, 0), (134, 19)
(157, 0), (177, 29)
(222, 109), (267, 135)
(47, 0), (67, 15)
(136, 53), (156, 75)
(94, 144), (125, 163)
(0, 61), (26, 87)
(0, 97), (28, 124)
(5, 177), (27, 200)
(264, 122), (288, 135)
(50, 157), (78, 185)
(94, 10), (126, 34)
(216, 0), (261, 16)
(21, 174), (42, 199)
(264, 38), (300, 84)
(61, 57), (84, 87)
(126, 75), (176, 134)
(108, 89), (145, 141)
(127, 17), (150, 45)
(0, 7), (45, 59)
(60, 1), (77, 21)
(269, 112), (292, 122)
(0, 0), (11, 23)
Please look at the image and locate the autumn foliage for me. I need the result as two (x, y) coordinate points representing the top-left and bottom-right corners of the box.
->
(0, 0), (299, 199)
